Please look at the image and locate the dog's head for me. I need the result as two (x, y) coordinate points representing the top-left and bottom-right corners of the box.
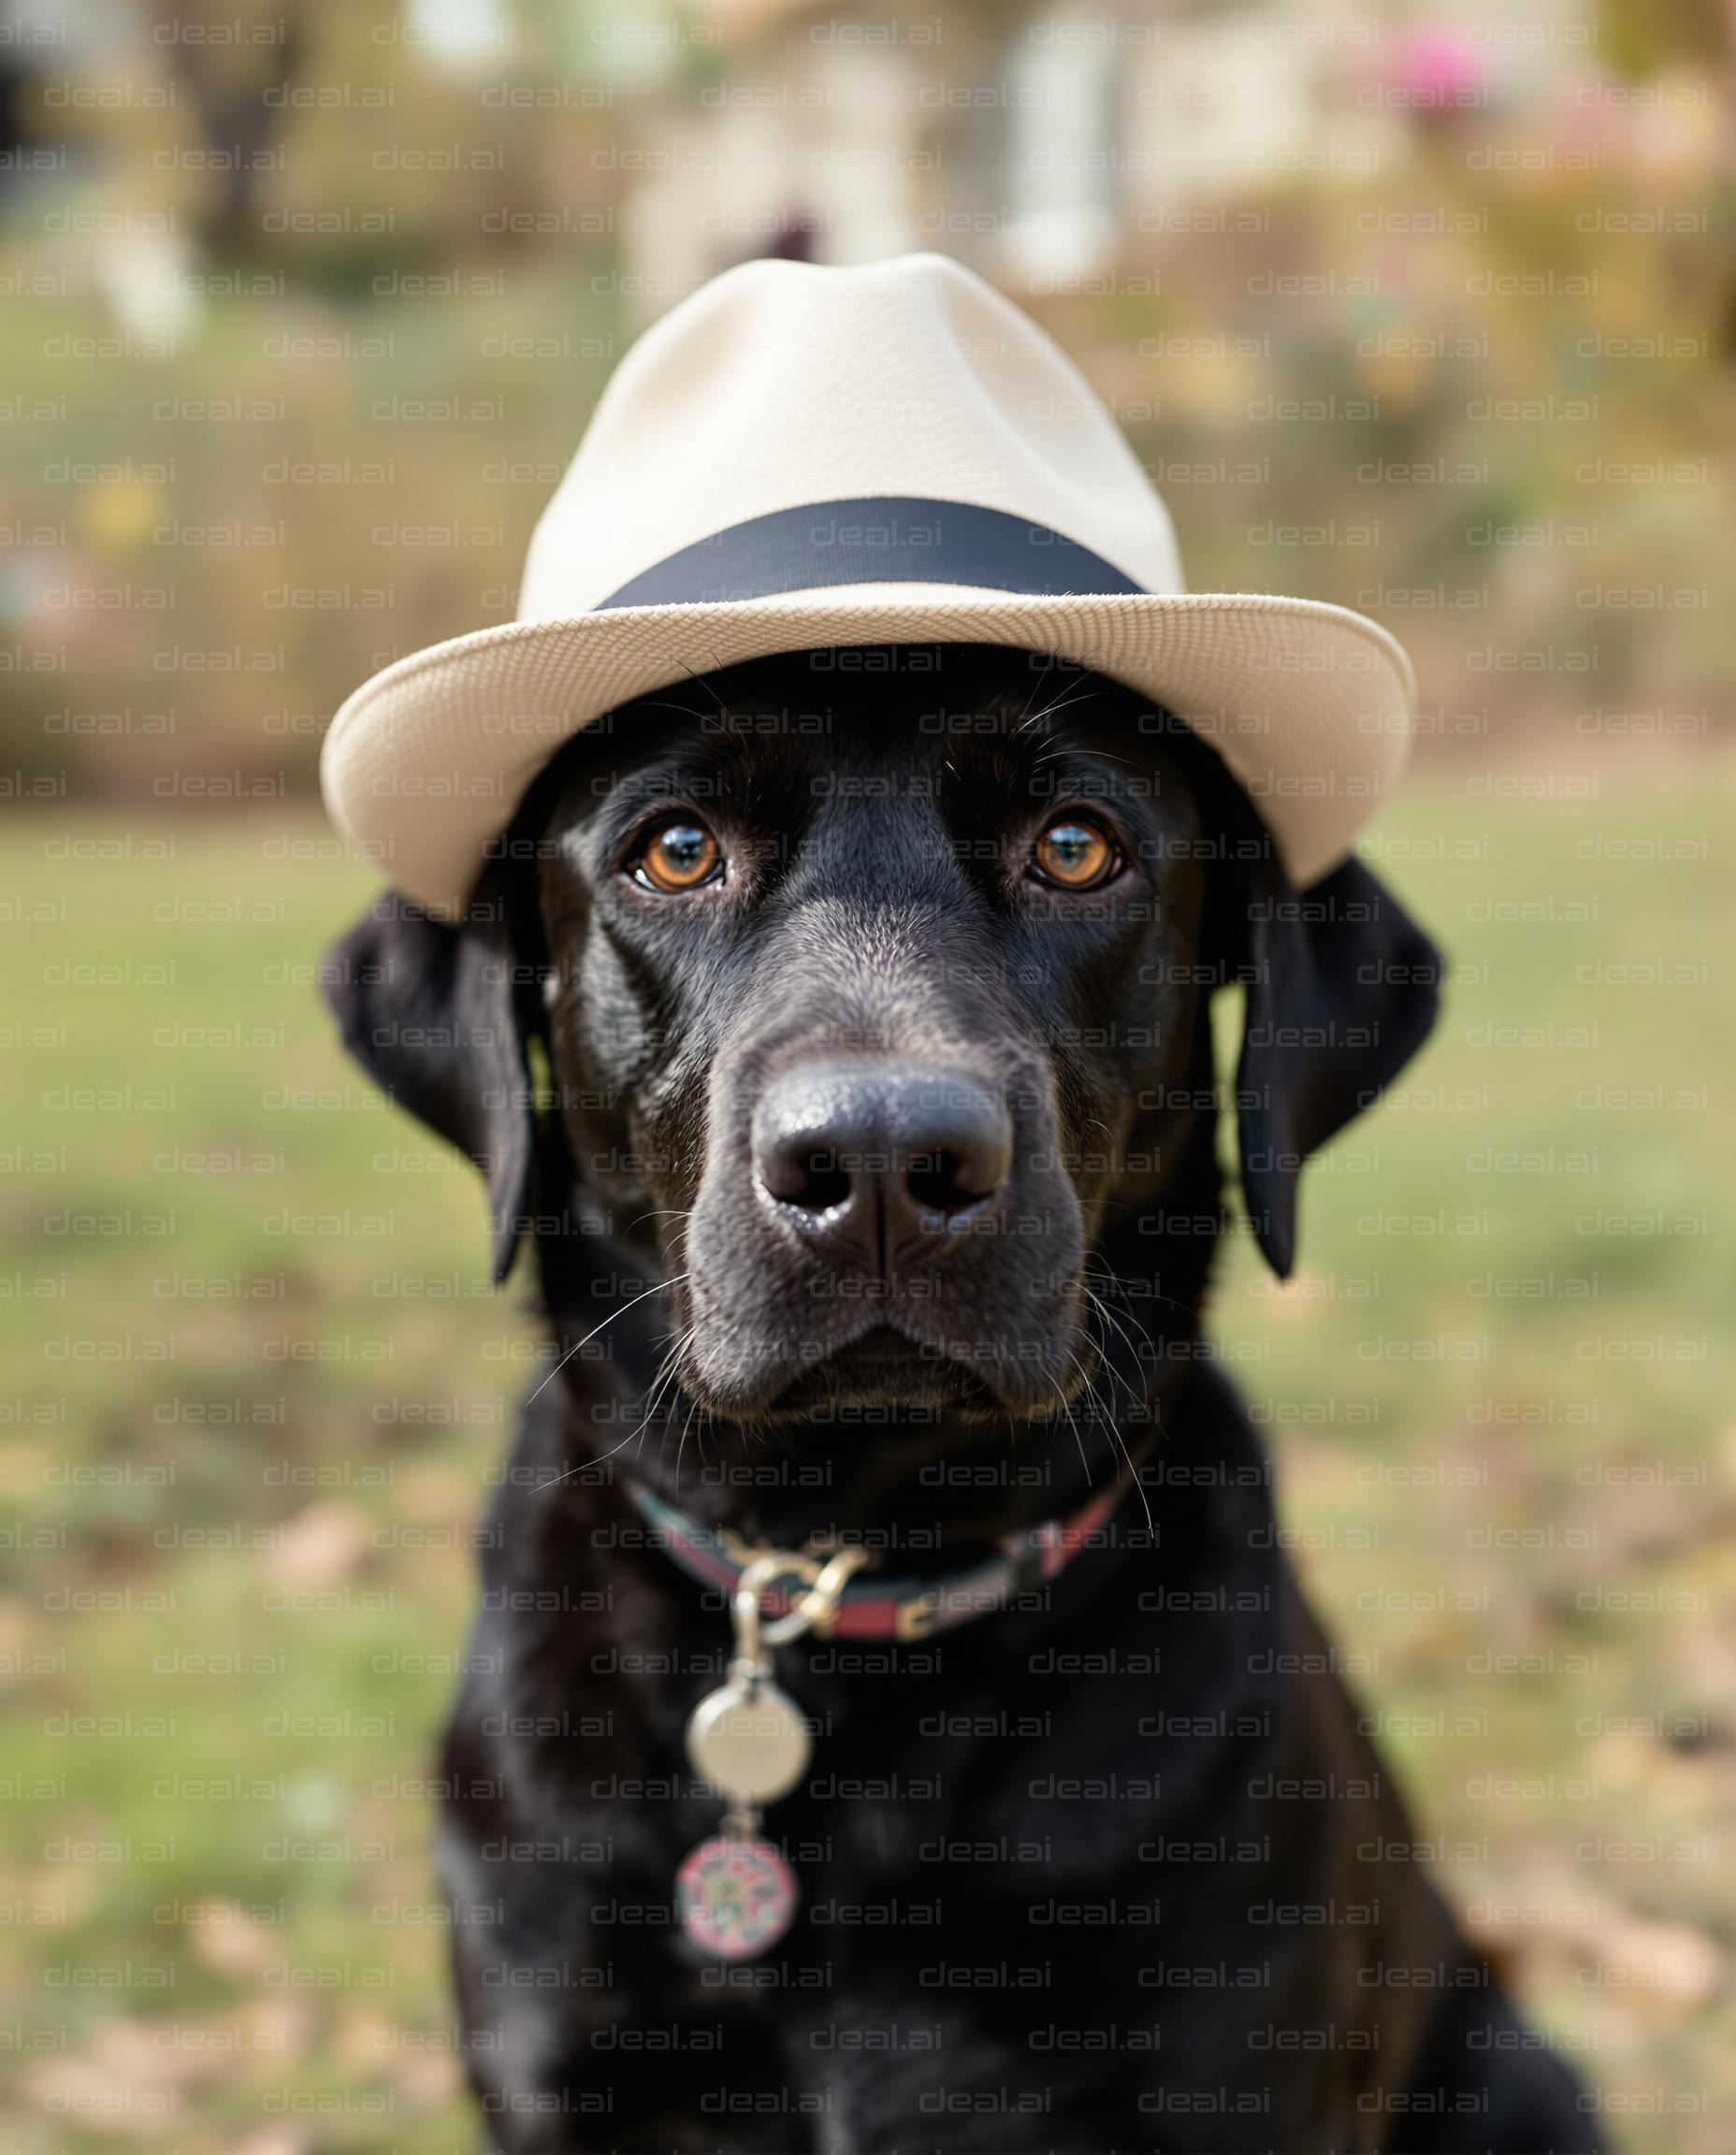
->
(326, 648), (1438, 1452)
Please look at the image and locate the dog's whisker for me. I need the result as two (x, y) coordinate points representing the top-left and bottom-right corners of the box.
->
(1017, 682), (1102, 737)
(1010, 664), (1060, 730)
(687, 1395), (716, 1479)
(1083, 1251), (1194, 1327)
(634, 1327), (697, 1447)
(672, 1371), (712, 1494)
(1077, 1285), (1162, 1488)
(671, 656), (733, 723)
(653, 1353), (690, 1480)
(629, 698), (716, 728)
(1079, 1281), (1152, 1394)
(1011, 659), (1092, 732)
(539, 1318), (698, 1489)
(527, 1274), (689, 1407)
(1064, 1338), (1154, 1539)
(1063, 1338), (1115, 1435)
(1045, 1369), (1094, 1491)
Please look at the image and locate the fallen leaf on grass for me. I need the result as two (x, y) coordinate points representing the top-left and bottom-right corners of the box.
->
(1468, 1881), (1726, 2032)
(331, 2005), (463, 2111)
(1587, 1914), (1727, 2027)
(23, 2052), (181, 2137)
(182, 1899), (281, 1980)
(265, 1503), (373, 1585)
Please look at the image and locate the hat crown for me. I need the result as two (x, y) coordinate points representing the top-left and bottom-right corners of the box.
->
(519, 253), (1184, 620)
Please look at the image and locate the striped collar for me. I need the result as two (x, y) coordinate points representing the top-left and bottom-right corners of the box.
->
(623, 1464), (1148, 1642)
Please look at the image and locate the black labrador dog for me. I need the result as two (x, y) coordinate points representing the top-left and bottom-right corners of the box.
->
(325, 648), (1598, 2154)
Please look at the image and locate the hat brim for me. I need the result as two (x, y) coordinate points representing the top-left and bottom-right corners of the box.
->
(321, 585), (1416, 919)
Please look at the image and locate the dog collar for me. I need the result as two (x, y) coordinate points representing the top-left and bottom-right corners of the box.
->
(624, 1462), (1146, 1643)
(635, 1451), (1153, 1960)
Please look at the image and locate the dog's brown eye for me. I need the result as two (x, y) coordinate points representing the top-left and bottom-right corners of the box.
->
(634, 818), (721, 894)
(1032, 817), (1117, 891)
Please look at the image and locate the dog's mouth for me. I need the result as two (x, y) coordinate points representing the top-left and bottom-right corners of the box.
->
(758, 1323), (1007, 1419)
(674, 1300), (1096, 1428)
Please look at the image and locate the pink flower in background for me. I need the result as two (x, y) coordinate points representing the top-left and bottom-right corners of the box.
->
(1386, 23), (1487, 111)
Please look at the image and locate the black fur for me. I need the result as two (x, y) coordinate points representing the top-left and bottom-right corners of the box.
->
(325, 649), (1599, 2154)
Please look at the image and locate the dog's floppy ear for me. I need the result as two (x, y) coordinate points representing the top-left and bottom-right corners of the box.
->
(1234, 854), (1441, 1279)
(321, 891), (536, 1285)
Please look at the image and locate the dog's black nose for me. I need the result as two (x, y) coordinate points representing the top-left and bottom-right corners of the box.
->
(752, 1064), (1013, 1270)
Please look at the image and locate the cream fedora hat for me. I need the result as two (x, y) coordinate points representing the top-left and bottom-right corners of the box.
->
(322, 253), (1417, 919)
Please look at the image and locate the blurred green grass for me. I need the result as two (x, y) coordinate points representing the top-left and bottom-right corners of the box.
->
(0, 762), (1731, 2149)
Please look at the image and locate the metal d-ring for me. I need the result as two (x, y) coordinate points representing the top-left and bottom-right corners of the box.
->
(732, 1546), (871, 1661)
(733, 1553), (817, 1666)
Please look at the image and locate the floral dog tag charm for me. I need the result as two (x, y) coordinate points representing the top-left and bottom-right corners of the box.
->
(677, 1832), (798, 1959)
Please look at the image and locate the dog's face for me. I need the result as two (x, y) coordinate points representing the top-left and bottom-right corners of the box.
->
(531, 651), (1209, 1424)
(326, 647), (1439, 1473)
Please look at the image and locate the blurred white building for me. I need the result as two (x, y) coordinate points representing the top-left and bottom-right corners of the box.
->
(600, 0), (1411, 315)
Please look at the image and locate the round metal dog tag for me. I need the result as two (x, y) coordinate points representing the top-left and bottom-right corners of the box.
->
(685, 1678), (810, 1805)
(677, 1834), (798, 1960)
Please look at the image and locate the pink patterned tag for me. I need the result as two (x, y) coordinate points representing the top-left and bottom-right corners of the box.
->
(676, 1835), (798, 1960)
